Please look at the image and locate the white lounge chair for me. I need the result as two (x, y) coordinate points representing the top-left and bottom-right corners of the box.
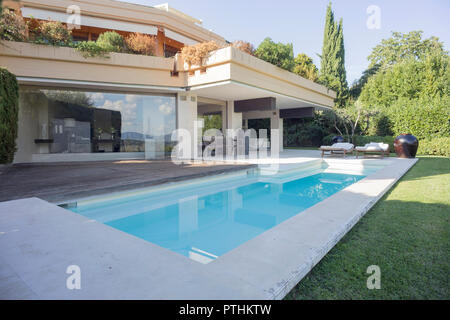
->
(319, 143), (354, 158)
(355, 142), (389, 158)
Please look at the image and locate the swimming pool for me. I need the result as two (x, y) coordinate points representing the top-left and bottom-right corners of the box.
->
(68, 165), (369, 264)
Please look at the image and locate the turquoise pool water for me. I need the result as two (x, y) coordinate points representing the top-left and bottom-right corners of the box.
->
(69, 171), (365, 263)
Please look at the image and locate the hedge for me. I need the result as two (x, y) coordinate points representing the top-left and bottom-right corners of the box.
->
(386, 96), (450, 140)
(417, 137), (450, 157)
(0, 68), (19, 164)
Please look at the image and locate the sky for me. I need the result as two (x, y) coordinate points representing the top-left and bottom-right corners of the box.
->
(120, 0), (450, 85)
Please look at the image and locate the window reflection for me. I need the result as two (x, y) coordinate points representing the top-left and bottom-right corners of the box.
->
(20, 88), (176, 157)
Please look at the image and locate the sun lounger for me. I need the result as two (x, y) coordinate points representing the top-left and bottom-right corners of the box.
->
(319, 143), (354, 158)
(355, 142), (389, 158)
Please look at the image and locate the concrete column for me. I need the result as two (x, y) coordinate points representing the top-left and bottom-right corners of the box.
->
(226, 101), (243, 131)
(270, 110), (283, 153)
(176, 93), (198, 159)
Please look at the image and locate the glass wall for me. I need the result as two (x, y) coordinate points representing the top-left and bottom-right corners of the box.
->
(19, 87), (176, 158)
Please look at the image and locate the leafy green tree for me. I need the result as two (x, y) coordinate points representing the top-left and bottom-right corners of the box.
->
(357, 31), (449, 139)
(368, 31), (445, 69)
(255, 37), (294, 71)
(360, 50), (449, 107)
(292, 53), (318, 81)
(349, 64), (380, 100)
(201, 114), (222, 134)
(319, 2), (348, 107)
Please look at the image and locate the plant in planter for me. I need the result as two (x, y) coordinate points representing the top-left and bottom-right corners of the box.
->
(26, 17), (42, 41)
(0, 9), (27, 42)
(97, 31), (127, 53)
(76, 41), (109, 58)
(125, 32), (156, 56)
(37, 20), (72, 46)
(0, 68), (19, 164)
(181, 41), (221, 70)
(231, 40), (255, 55)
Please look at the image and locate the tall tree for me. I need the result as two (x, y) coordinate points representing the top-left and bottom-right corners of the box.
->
(255, 37), (294, 71)
(368, 31), (444, 69)
(350, 31), (445, 101)
(319, 2), (348, 107)
(292, 53), (318, 81)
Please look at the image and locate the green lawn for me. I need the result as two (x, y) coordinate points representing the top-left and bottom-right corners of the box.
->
(286, 156), (450, 300)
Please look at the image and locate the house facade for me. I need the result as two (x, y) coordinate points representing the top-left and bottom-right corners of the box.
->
(0, 0), (336, 163)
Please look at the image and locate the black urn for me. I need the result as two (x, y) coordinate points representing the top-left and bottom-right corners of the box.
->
(394, 134), (418, 158)
(332, 135), (344, 144)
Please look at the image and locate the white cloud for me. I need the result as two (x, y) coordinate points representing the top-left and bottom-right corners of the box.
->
(125, 94), (139, 103)
(88, 92), (105, 103)
(159, 103), (174, 115)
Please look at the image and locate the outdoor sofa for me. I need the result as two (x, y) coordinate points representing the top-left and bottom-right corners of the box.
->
(355, 142), (390, 158)
(319, 143), (354, 158)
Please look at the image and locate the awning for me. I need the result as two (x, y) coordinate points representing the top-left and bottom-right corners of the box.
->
(164, 29), (198, 46)
(21, 7), (158, 35)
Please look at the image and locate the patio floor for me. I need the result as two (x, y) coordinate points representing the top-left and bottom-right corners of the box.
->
(0, 160), (254, 203)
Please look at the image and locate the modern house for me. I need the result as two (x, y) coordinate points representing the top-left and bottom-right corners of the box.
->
(0, 0), (336, 163)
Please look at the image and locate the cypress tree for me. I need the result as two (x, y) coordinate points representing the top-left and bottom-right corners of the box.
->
(319, 2), (348, 107)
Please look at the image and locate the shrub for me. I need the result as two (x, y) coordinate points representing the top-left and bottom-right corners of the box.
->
(26, 17), (42, 41)
(181, 41), (221, 69)
(284, 117), (329, 148)
(76, 41), (109, 58)
(387, 96), (450, 140)
(417, 137), (450, 157)
(97, 31), (127, 53)
(322, 134), (336, 146)
(231, 40), (254, 55)
(38, 20), (72, 46)
(0, 9), (27, 41)
(125, 33), (157, 56)
(0, 68), (19, 164)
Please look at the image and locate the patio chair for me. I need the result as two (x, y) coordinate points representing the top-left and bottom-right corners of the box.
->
(319, 143), (354, 158)
(355, 142), (390, 158)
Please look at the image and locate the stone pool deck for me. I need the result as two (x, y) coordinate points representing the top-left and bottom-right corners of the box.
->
(0, 151), (418, 299)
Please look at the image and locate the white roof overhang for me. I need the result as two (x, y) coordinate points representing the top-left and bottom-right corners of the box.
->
(189, 80), (332, 110)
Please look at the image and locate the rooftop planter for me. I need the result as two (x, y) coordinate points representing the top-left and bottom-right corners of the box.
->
(0, 40), (185, 87)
